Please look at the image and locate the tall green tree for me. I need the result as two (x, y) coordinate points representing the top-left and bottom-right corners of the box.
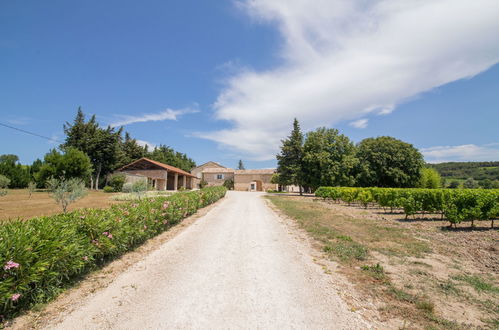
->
(301, 127), (357, 190)
(238, 159), (245, 170)
(118, 132), (146, 167)
(148, 145), (196, 172)
(276, 119), (304, 194)
(355, 136), (424, 188)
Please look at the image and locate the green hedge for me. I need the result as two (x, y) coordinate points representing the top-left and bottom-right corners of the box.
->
(315, 187), (499, 227)
(0, 186), (226, 318)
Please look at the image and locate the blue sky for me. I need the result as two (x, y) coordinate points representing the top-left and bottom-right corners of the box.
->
(1, 0), (498, 169)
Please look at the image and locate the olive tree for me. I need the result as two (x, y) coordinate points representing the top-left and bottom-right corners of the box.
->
(47, 177), (88, 213)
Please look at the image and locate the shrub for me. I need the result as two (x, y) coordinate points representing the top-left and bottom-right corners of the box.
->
(199, 179), (208, 189)
(0, 186), (226, 319)
(131, 180), (148, 199)
(47, 177), (88, 213)
(27, 182), (36, 198)
(103, 186), (114, 193)
(0, 174), (10, 196)
(122, 182), (133, 193)
(223, 178), (234, 190)
(108, 174), (126, 192)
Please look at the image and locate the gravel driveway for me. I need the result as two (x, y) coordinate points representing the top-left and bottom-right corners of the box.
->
(46, 191), (369, 329)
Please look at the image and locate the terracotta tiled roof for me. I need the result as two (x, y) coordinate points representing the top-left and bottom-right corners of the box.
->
(202, 168), (235, 173)
(118, 157), (196, 178)
(235, 169), (276, 175)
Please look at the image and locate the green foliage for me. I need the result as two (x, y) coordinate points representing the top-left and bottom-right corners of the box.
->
(131, 180), (148, 200)
(463, 177), (479, 189)
(147, 145), (196, 173)
(356, 136), (424, 188)
(418, 168), (442, 189)
(315, 186), (499, 227)
(276, 118), (304, 190)
(448, 180), (460, 189)
(301, 127), (357, 190)
(223, 178), (234, 190)
(361, 263), (386, 280)
(47, 177), (88, 213)
(0, 174), (10, 196)
(122, 182), (133, 193)
(108, 174), (126, 192)
(103, 186), (114, 193)
(35, 148), (92, 187)
(0, 186), (226, 319)
(0, 154), (30, 188)
(199, 179), (208, 189)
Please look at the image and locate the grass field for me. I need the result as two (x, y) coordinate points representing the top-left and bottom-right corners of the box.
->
(0, 189), (122, 222)
(266, 195), (499, 329)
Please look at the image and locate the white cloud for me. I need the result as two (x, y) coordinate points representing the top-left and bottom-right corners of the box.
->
(421, 143), (499, 163)
(200, 0), (499, 160)
(136, 139), (157, 150)
(349, 119), (368, 129)
(110, 108), (197, 127)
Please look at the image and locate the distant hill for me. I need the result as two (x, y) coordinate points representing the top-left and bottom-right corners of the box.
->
(428, 161), (499, 188)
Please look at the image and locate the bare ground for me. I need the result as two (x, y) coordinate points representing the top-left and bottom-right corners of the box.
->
(266, 195), (499, 329)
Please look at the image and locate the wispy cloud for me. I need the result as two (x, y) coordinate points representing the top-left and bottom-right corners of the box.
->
(421, 143), (499, 163)
(136, 139), (157, 150)
(110, 108), (197, 127)
(349, 119), (368, 129)
(200, 0), (499, 160)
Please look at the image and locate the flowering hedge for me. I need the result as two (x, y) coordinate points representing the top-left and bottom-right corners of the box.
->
(0, 186), (226, 319)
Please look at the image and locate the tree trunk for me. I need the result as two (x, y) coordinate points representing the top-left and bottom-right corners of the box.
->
(95, 163), (102, 190)
(299, 186), (303, 196)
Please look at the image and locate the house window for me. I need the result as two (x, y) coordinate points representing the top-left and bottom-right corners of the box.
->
(217, 174), (224, 180)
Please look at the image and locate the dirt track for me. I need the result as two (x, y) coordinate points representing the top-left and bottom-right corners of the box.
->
(44, 191), (369, 329)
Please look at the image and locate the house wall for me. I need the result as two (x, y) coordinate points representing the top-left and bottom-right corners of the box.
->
(122, 169), (167, 180)
(203, 172), (234, 187)
(122, 173), (148, 185)
(234, 174), (277, 191)
(191, 162), (225, 179)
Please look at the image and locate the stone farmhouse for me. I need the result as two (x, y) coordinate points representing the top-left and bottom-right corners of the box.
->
(117, 157), (196, 191)
(191, 161), (278, 192)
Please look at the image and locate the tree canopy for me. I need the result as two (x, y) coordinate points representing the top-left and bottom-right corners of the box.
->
(355, 136), (424, 188)
(276, 118), (304, 192)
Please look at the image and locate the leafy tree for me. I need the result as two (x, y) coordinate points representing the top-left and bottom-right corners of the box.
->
(276, 119), (304, 194)
(417, 168), (442, 189)
(0, 174), (10, 196)
(355, 136), (424, 188)
(148, 145), (196, 172)
(0, 154), (30, 188)
(478, 179), (493, 189)
(30, 159), (43, 187)
(463, 177), (479, 189)
(36, 148), (92, 186)
(301, 127), (357, 190)
(448, 180), (460, 189)
(47, 177), (88, 213)
(238, 160), (245, 170)
(118, 132), (146, 167)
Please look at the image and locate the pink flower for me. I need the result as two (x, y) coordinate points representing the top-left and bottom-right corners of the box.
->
(103, 232), (108, 236)
(163, 220), (168, 225)
(144, 225), (147, 229)
(162, 202), (170, 209)
(83, 256), (88, 261)
(11, 293), (21, 302)
(91, 239), (99, 246)
(4, 260), (20, 271)
(80, 216), (85, 219)
(123, 211), (129, 216)
(108, 234), (113, 239)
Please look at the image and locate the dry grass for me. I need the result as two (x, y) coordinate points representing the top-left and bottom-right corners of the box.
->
(0, 189), (123, 222)
(266, 195), (499, 329)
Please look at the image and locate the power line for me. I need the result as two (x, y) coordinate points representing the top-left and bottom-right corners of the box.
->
(0, 122), (63, 144)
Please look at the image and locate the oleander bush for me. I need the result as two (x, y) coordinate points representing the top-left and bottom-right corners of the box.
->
(315, 187), (499, 227)
(0, 186), (226, 319)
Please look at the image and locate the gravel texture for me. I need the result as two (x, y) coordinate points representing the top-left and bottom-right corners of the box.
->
(45, 191), (370, 329)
